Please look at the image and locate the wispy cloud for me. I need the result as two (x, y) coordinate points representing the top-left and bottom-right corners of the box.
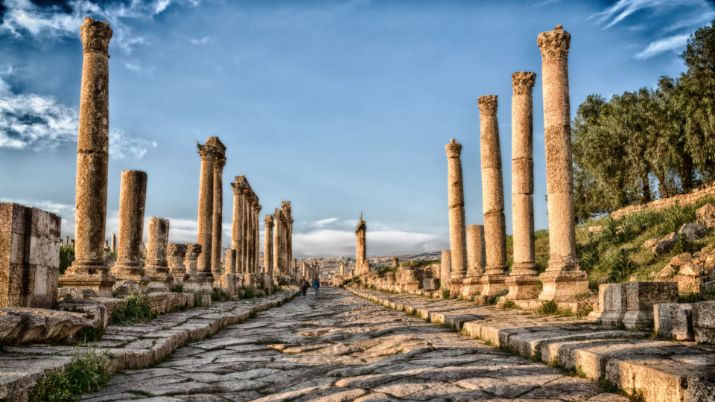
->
(0, 0), (200, 53)
(0, 75), (156, 159)
(310, 217), (340, 228)
(590, 0), (714, 60)
(189, 36), (212, 45)
(636, 33), (690, 59)
(293, 228), (446, 258)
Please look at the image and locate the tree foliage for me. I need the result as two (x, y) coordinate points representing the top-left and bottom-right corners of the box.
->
(574, 21), (715, 221)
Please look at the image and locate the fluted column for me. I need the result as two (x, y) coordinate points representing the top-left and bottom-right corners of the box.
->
(264, 215), (274, 294)
(211, 158), (225, 279)
(445, 139), (467, 282)
(111, 170), (148, 283)
(145, 217), (171, 292)
(478, 95), (508, 297)
(507, 72), (541, 300)
(59, 18), (115, 296)
(537, 25), (589, 301)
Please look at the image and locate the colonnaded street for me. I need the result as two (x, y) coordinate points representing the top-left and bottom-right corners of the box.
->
(82, 288), (626, 402)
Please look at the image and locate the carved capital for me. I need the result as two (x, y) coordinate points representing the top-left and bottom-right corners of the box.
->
(80, 17), (112, 55)
(167, 243), (187, 257)
(537, 25), (570, 61)
(512, 71), (536, 95)
(444, 138), (462, 158)
(264, 214), (274, 227)
(478, 95), (498, 116)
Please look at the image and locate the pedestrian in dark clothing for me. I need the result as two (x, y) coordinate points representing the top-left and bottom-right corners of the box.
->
(312, 278), (320, 295)
(300, 279), (309, 296)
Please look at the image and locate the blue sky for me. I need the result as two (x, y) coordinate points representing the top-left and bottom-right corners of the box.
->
(0, 0), (713, 257)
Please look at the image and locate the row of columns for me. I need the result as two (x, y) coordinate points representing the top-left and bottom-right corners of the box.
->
(229, 176), (261, 285)
(272, 202), (294, 280)
(443, 25), (588, 303)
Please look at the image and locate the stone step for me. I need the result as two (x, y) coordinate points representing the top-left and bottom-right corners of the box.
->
(0, 290), (299, 401)
(348, 287), (715, 402)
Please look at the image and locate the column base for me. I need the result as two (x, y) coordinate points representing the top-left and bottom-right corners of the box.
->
(111, 264), (149, 285)
(144, 266), (172, 293)
(479, 274), (508, 297)
(459, 275), (482, 298)
(220, 273), (237, 297)
(506, 274), (541, 300)
(59, 261), (116, 297)
(538, 270), (590, 302)
(170, 270), (188, 286)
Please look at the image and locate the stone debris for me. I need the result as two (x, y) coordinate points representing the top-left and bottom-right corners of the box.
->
(678, 222), (707, 241)
(692, 300), (715, 344)
(696, 203), (715, 228)
(654, 303), (694, 341)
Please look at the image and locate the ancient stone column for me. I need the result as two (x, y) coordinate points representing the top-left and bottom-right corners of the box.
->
(220, 248), (237, 297)
(111, 170), (148, 284)
(466, 224), (485, 277)
(537, 25), (589, 301)
(273, 209), (282, 276)
(111, 233), (117, 254)
(264, 214), (274, 294)
(211, 157), (225, 279)
(197, 144), (214, 276)
(255, 203), (262, 275)
(230, 179), (241, 273)
(242, 191), (251, 275)
(478, 95), (508, 297)
(167, 243), (188, 285)
(247, 197), (255, 276)
(59, 18), (116, 296)
(445, 139), (467, 282)
(144, 217), (171, 292)
(355, 214), (367, 275)
(185, 243), (201, 277)
(439, 250), (451, 292)
(506, 72), (541, 300)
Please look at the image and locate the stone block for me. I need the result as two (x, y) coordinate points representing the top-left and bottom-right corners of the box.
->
(692, 300), (715, 344)
(422, 278), (439, 291)
(653, 303), (693, 341)
(591, 282), (678, 330)
(696, 203), (715, 228)
(0, 203), (61, 309)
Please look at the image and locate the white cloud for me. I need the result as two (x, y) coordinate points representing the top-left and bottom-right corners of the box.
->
(311, 217), (339, 228)
(189, 36), (212, 45)
(293, 228), (447, 258)
(636, 34), (690, 59)
(0, 0), (198, 53)
(0, 75), (156, 159)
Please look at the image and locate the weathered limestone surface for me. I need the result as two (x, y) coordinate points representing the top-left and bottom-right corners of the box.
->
(60, 18), (116, 297)
(589, 282), (678, 330)
(355, 215), (368, 275)
(81, 287), (627, 402)
(349, 287), (715, 402)
(111, 170), (148, 284)
(478, 95), (508, 297)
(537, 25), (589, 301)
(692, 300), (715, 344)
(144, 217), (172, 292)
(0, 203), (61, 309)
(507, 71), (540, 301)
(445, 139), (467, 281)
(167, 243), (188, 284)
(439, 250), (451, 290)
(196, 137), (225, 281)
(654, 303), (694, 341)
(0, 290), (298, 401)
(264, 214), (274, 294)
(211, 158), (225, 278)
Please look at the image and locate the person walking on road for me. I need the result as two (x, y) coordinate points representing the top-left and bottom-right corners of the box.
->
(300, 279), (309, 296)
(312, 277), (320, 295)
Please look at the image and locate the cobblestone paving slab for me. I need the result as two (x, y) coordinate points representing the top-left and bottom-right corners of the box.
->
(83, 287), (627, 402)
(0, 291), (298, 401)
(348, 288), (715, 402)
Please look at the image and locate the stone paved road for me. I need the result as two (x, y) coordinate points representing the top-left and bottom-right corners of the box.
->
(83, 288), (628, 402)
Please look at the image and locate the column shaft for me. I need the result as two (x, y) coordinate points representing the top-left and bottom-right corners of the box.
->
(445, 139), (467, 280)
(111, 170), (147, 283)
(211, 161), (224, 277)
(197, 156), (214, 274)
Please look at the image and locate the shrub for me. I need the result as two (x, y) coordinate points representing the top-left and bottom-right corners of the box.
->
(502, 300), (518, 309)
(441, 289), (450, 299)
(30, 351), (110, 402)
(111, 294), (154, 325)
(59, 245), (75, 275)
(538, 300), (559, 315)
(606, 249), (637, 283)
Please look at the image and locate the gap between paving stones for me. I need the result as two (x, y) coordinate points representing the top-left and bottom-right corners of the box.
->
(0, 290), (300, 401)
(347, 287), (715, 402)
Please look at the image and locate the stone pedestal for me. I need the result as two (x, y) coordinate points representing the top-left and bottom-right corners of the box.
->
(59, 18), (116, 297)
(220, 249), (237, 297)
(693, 301), (715, 344)
(654, 303), (694, 341)
(589, 282), (678, 330)
(168, 243), (188, 285)
(0, 203), (61, 309)
(144, 217), (172, 293)
(111, 170), (148, 284)
(478, 95), (508, 297)
(537, 25), (589, 301)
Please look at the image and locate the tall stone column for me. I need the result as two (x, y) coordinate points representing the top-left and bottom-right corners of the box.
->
(507, 71), (541, 300)
(247, 198), (255, 276)
(197, 144), (214, 276)
(59, 18), (116, 296)
(264, 215), (274, 294)
(167, 243), (188, 285)
(111, 170), (148, 284)
(537, 25), (589, 301)
(242, 191), (251, 275)
(273, 210), (282, 277)
(230, 179), (242, 273)
(145, 217), (171, 292)
(211, 158), (225, 279)
(355, 214), (367, 275)
(255, 204), (261, 276)
(462, 224), (485, 296)
(445, 139), (467, 283)
(111, 233), (117, 254)
(439, 250), (451, 292)
(478, 95), (508, 297)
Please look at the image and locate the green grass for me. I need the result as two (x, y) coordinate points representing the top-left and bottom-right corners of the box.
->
(441, 289), (451, 299)
(29, 351), (110, 402)
(502, 300), (518, 309)
(59, 245), (74, 275)
(538, 300), (559, 315)
(212, 288), (230, 302)
(110, 294), (154, 325)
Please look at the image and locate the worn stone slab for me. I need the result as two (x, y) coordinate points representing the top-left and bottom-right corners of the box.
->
(348, 287), (715, 402)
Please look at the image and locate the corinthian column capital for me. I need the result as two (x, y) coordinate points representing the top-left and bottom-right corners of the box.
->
(80, 17), (112, 54)
(478, 95), (498, 116)
(445, 138), (462, 158)
(537, 25), (570, 61)
(512, 71), (536, 95)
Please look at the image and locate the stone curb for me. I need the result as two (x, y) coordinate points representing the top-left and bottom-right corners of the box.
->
(347, 287), (715, 402)
(0, 290), (300, 401)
